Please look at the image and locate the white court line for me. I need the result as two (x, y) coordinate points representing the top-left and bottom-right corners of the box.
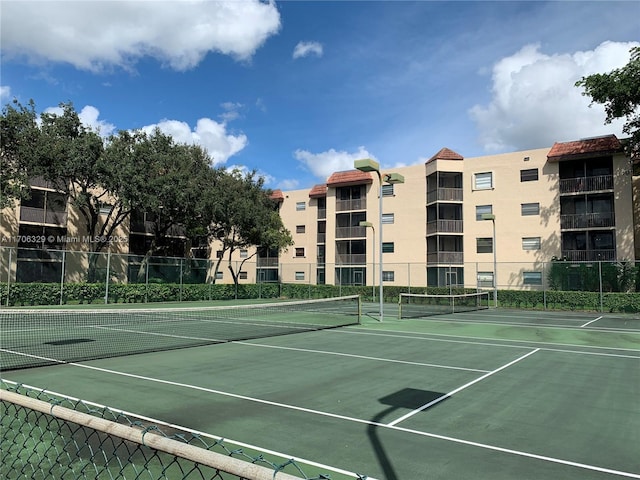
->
(3, 356), (639, 479)
(340, 327), (640, 355)
(235, 341), (489, 372)
(387, 348), (540, 427)
(581, 316), (603, 328)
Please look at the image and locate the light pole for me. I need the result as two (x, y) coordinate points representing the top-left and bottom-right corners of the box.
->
(359, 221), (375, 302)
(354, 158), (404, 321)
(481, 213), (497, 307)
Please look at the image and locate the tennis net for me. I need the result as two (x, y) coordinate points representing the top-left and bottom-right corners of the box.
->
(398, 292), (490, 319)
(0, 295), (361, 370)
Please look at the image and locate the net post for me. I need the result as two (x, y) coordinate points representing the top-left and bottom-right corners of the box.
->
(357, 295), (362, 324)
(398, 294), (402, 320)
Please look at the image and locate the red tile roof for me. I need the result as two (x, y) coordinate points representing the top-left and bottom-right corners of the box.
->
(309, 184), (327, 198)
(426, 148), (464, 164)
(269, 189), (284, 202)
(326, 170), (374, 187)
(547, 135), (623, 161)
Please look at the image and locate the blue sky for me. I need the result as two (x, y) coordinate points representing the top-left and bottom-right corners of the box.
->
(1, 1), (639, 190)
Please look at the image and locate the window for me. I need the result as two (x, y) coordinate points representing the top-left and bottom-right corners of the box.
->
(382, 184), (394, 196)
(382, 213), (395, 224)
(523, 272), (543, 285)
(474, 172), (493, 190)
(215, 271), (223, 280)
(99, 203), (113, 215)
(295, 271), (305, 281)
(477, 272), (494, 287)
(296, 225), (306, 234)
(382, 242), (395, 253)
(382, 271), (395, 282)
(522, 237), (541, 250)
(296, 201), (306, 211)
(520, 168), (539, 182)
(216, 250), (223, 259)
(295, 247), (305, 257)
(521, 203), (540, 216)
(476, 238), (493, 253)
(476, 205), (492, 221)
(239, 249), (248, 258)
(239, 271), (248, 280)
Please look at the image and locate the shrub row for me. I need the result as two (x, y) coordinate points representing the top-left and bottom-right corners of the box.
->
(0, 282), (639, 313)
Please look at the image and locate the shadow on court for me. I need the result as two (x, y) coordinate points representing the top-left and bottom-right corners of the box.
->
(369, 388), (449, 480)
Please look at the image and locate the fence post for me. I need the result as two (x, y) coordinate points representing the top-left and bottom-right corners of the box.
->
(5, 248), (12, 307)
(59, 250), (66, 305)
(179, 258), (184, 302)
(598, 261), (604, 313)
(543, 261), (547, 310)
(104, 251), (111, 304)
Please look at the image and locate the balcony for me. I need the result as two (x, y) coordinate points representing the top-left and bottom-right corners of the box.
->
(426, 219), (463, 235)
(317, 233), (326, 244)
(19, 206), (68, 226)
(335, 253), (366, 265)
(559, 175), (613, 194)
(130, 220), (185, 237)
(426, 251), (464, 265)
(426, 188), (463, 204)
(335, 226), (367, 239)
(560, 212), (615, 230)
(336, 199), (366, 212)
(317, 208), (326, 219)
(257, 257), (279, 267)
(561, 249), (616, 261)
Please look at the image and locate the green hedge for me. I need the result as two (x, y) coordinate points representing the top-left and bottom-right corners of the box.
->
(0, 282), (639, 313)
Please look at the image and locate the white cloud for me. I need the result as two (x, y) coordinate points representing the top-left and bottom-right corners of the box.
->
(0, 86), (11, 101)
(293, 41), (324, 60)
(277, 179), (300, 190)
(142, 118), (248, 166)
(469, 41), (639, 152)
(43, 104), (116, 137)
(295, 146), (377, 180)
(0, 0), (281, 71)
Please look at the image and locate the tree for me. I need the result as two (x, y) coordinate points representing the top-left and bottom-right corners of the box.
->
(204, 169), (293, 294)
(121, 128), (215, 279)
(0, 100), (39, 209)
(576, 46), (640, 165)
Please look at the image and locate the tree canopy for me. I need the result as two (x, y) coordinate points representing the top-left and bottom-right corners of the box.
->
(1, 99), (293, 286)
(576, 46), (640, 164)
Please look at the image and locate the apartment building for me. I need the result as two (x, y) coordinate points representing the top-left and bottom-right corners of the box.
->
(270, 134), (636, 289)
(1, 134), (637, 289)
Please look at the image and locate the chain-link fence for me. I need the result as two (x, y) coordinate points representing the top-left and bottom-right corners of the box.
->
(1, 381), (363, 480)
(1, 247), (639, 310)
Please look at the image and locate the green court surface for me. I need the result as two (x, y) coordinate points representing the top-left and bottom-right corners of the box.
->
(2, 302), (639, 479)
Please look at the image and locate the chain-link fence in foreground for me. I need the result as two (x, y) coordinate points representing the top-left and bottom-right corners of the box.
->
(1, 382), (362, 480)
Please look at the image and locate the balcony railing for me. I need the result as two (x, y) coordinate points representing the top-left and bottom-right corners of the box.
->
(561, 249), (616, 262)
(335, 226), (367, 239)
(317, 208), (326, 219)
(559, 175), (613, 194)
(335, 253), (366, 265)
(130, 221), (185, 237)
(336, 199), (366, 212)
(426, 251), (464, 265)
(560, 212), (615, 230)
(257, 257), (279, 267)
(19, 206), (68, 226)
(426, 188), (463, 204)
(426, 219), (463, 235)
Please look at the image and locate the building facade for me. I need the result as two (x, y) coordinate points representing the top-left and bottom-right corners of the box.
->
(1, 134), (637, 290)
(270, 134), (637, 289)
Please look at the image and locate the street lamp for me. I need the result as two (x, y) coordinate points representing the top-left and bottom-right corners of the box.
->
(354, 158), (405, 321)
(359, 221), (375, 302)
(481, 213), (497, 307)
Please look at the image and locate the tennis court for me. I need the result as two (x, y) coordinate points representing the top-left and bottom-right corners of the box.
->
(2, 296), (639, 479)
